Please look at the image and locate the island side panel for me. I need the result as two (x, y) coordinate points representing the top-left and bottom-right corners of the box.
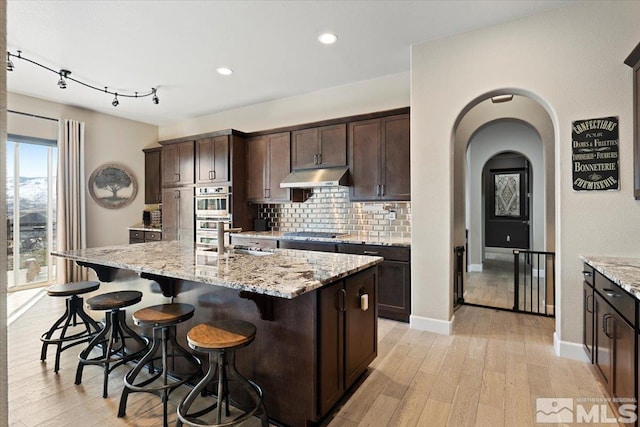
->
(175, 280), (318, 427)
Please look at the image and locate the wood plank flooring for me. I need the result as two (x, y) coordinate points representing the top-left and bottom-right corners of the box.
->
(9, 292), (615, 426)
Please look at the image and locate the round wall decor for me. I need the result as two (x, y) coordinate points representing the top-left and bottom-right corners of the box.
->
(88, 163), (138, 209)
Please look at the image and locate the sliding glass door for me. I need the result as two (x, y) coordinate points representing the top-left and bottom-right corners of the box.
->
(6, 137), (57, 290)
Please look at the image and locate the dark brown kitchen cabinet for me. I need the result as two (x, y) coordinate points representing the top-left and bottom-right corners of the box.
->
(338, 244), (410, 322)
(162, 141), (194, 187)
(587, 269), (637, 418)
(129, 229), (162, 244)
(624, 42), (640, 199)
(348, 114), (410, 201)
(583, 267), (595, 362)
(196, 135), (229, 184)
(246, 132), (291, 202)
(143, 147), (162, 204)
(278, 240), (336, 252)
(292, 124), (346, 170)
(318, 267), (377, 415)
(161, 187), (194, 242)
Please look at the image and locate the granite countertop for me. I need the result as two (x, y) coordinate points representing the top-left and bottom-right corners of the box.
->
(129, 224), (162, 232)
(52, 240), (382, 299)
(233, 230), (411, 247)
(581, 256), (640, 300)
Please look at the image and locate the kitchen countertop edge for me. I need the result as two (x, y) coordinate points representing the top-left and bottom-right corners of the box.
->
(233, 230), (411, 247)
(581, 255), (640, 300)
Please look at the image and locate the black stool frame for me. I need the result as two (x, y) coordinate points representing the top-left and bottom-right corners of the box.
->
(75, 308), (148, 398)
(177, 345), (268, 427)
(40, 293), (102, 373)
(118, 324), (202, 427)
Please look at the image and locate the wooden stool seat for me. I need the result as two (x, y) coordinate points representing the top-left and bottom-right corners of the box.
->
(86, 290), (142, 311)
(47, 281), (100, 297)
(133, 303), (195, 327)
(177, 320), (267, 427)
(187, 320), (256, 351)
(40, 281), (102, 373)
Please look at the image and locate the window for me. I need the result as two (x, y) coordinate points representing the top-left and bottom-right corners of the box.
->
(6, 135), (57, 290)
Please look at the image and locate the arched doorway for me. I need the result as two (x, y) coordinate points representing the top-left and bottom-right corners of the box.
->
(453, 93), (555, 316)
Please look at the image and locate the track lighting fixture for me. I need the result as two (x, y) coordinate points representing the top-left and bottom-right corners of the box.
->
(6, 51), (14, 71)
(6, 49), (159, 107)
(152, 88), (159, 105)
(57, 69), (70, 89)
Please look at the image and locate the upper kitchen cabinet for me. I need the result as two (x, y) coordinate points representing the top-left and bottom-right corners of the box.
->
(143, 147), (162, 204)
(292, 124), (346, 170)
(196, 135), (230, 184)
(162, 140), (195, 187)
(625, 42), (640, 199)
(246, 132), (292, 202)
(348, 113), (410, 201)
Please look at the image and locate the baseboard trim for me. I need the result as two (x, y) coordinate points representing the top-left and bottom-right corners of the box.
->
(410, 314), (453, 335)
(554, 332), (589, 362)
(468, 264), (483, 272)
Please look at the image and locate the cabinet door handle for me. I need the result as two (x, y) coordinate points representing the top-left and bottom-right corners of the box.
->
(604, 314), (615, 339)
(265, 188), (270, 199)
(585, 294), (593, 313)
(318, 153), (322, 165)
(313, 154), (318, 165)
(175, 190), (180, 199)
(363, 250), (379, 256)
(338, 288), (347, 312)
(381, 184), (385, 196)
(174, 173), (180, 182)
(376, 185), (380, 196)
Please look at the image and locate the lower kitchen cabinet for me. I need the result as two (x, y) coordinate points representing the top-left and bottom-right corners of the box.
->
(584, 266), (637, 421)
(318, 267), (377, 415)
(129, 229), (162, 244)
(338, 244), (411, 322)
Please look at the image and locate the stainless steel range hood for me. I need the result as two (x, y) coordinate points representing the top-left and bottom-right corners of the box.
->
(280, 166), (349, 189)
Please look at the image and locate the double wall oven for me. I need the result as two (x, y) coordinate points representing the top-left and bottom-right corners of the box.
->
(195, 186), (232, 249)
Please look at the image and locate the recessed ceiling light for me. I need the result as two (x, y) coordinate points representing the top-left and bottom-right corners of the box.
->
(318, 33), (338, 45)
(216, 67), (233, 76)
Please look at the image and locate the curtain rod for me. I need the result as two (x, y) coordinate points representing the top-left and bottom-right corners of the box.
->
(8, 109), (59, 122)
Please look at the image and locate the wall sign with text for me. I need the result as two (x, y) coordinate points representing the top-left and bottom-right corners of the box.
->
(572, 116), (619, 191)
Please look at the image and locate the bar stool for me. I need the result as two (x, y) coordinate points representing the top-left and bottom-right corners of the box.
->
(118, 303), (202, 427)
(75, 290), (149, 398)
(40, 281), (102, 373)
(177, 320), (268, 427)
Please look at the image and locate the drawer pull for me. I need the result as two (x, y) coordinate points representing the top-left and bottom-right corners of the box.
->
(582, 270), (592, 277)
(338, 289), (347, 312)
(585, 294), (593, 313)
(363, 251), (379, 255)
(602, 288), (621, 298)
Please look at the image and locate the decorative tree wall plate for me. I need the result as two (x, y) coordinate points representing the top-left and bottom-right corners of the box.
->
(88, 163), (138, 209)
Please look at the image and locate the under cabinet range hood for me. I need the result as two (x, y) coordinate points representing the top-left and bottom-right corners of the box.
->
(280, 166), (349, 189)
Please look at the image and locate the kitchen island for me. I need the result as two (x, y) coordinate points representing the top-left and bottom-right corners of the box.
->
(52, 240), (382, 426)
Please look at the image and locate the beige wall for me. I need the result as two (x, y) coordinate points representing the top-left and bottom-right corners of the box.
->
(7, 92), (159, 248)
(159, 72), (410, 139)
(412, 1), (640, 353)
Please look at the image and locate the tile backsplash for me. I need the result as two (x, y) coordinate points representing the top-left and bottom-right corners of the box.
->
(257, 187), (411, 238)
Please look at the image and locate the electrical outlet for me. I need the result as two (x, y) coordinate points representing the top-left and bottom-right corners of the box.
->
(388, 211), (396, 220)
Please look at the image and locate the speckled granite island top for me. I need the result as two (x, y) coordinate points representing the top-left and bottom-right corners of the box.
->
(581, 256), (640, 300)
(52, 240), (382, 299)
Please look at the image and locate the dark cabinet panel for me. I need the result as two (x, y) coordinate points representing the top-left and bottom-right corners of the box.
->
(292, 124), (347, 170)
(143, 148), (162, 204)
(162, 187), (194, 242)
(348, 114), (410, 201)
(381, 114), (411, 200)
(318, 267), (377, 415)
(162, 141), (194, 187)
(583, 280), (594, 362)
(611, 311), (635, 402)
(278, 240), (336, 252)
(196, 136), (229, 184)
(246, 132), (292, 203)
(594, 292), (612, 388)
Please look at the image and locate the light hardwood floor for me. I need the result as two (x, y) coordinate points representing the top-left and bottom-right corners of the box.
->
(9, 292), (615, 426)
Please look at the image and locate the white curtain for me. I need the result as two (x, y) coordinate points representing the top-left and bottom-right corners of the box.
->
(57, 119), (88, 283)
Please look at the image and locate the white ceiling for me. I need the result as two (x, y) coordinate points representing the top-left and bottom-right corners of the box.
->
(7, 1), (572, 126)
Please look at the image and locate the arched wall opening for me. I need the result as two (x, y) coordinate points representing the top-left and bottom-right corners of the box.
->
(466, 120), (545, 270)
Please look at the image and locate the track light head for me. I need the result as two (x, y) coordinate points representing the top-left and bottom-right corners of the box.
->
(112, 94), (119, 107)
(152, 88), (159, 105)
(7, 53), (14, 71)
(58, 76), (67, 89)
